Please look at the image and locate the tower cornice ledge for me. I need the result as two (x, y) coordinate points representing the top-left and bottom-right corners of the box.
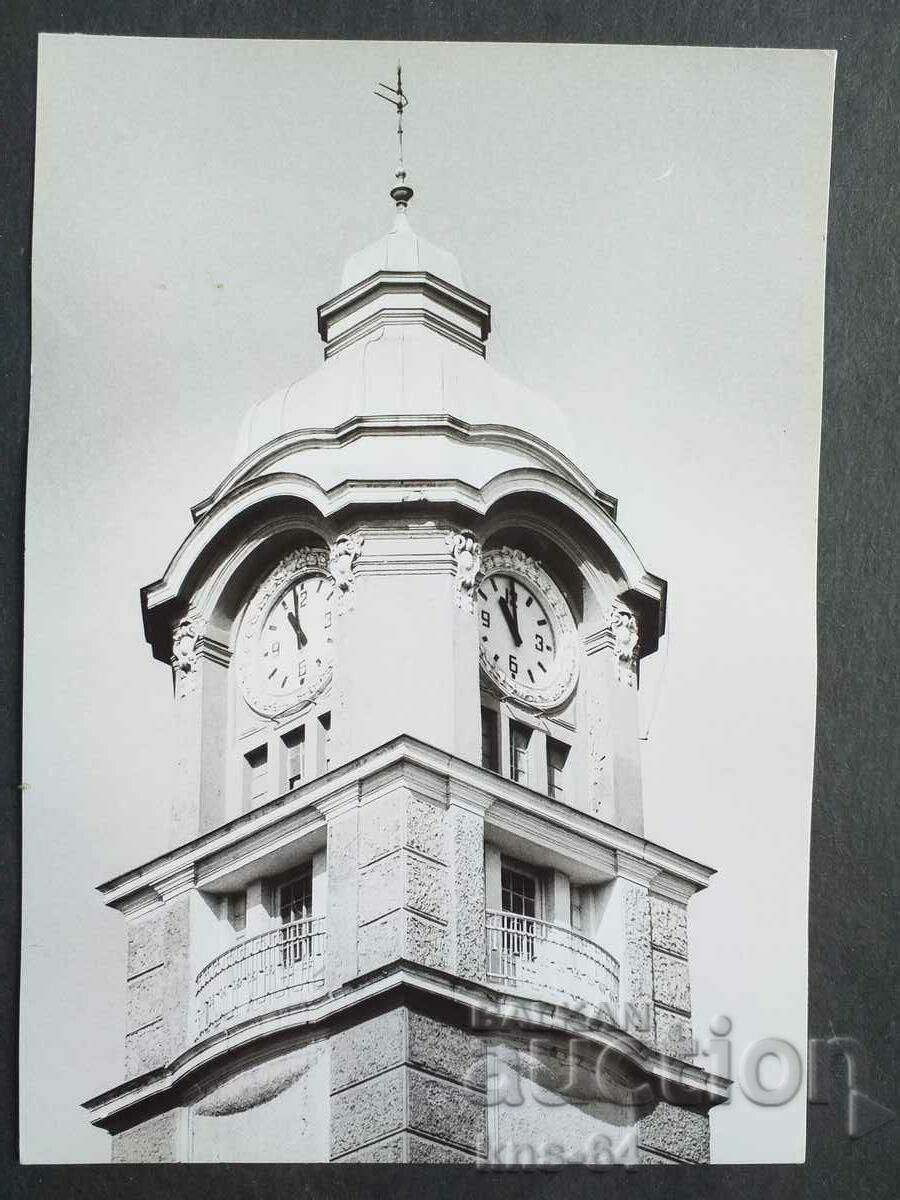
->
(317, 270), (492, 357)
(83, 960), (730, 1131)
(195, 415), (612, 521)
(143, 467), (664, 663)
(97, 734), (714, 915)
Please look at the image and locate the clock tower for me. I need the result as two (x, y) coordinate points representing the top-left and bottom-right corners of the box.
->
(85, 167), (728, 1164)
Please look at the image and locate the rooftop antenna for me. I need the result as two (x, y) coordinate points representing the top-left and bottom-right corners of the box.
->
(374, 63), (413, 210)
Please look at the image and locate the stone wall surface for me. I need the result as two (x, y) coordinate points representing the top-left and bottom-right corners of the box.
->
(329, 1005), (487, 1162)
(189, 1041), (330, 1162)
(112, 1109), (183, 1163)
(123, 895), (193, 1079)
(638, 1101), (710, 1164)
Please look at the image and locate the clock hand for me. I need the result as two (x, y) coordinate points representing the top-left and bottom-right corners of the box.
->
(498, 592), (523, 648)
(508, 583), (522, 643)
(285, 608), (308, 649)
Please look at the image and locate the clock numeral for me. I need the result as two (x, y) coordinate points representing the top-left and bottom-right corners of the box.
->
(508, 654), (518, 677)
(534, 633), (544, 652)
(480, 609), (491, 628)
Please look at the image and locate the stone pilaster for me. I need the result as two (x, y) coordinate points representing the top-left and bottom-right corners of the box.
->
(122, 881), (198, 1080)
(581, 616), (643, 834)
(612, 856), (657, 1044)
(170, 637), (230, 844)
(356, 766), (451, 976)
(329, 1006), (487, 1162)
(649, 891), (694, 1059)
(320, 784), (361, 991)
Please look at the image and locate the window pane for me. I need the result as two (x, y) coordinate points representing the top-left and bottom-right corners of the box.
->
(547, 738), (570, 800)
(227, 891), (246, 932)
(283, 725), (305, 789)
(501, 866), (537, 918)
(481, 706), (499, 772)
(279, 872), (313, 923)
(509, 723), (531, 785)
(245, 745), (268, 807)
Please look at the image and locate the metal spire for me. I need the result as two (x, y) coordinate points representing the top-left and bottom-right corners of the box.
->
(374, 64), (413, 210)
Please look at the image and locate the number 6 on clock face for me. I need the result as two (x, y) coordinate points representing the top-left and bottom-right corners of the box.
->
(476, 548), (578, 709)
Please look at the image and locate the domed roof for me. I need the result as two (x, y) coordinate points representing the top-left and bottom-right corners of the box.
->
(234, 327), (576, 463)
(340, 210), (464, 291)
(233, 201), (576, 466)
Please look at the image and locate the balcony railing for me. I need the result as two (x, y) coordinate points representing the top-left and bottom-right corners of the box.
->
(485, 910), (619, 1017)
(195, 916), (326, 1039)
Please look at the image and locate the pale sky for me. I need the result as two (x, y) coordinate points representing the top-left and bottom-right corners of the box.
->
(22, 36), (834, 1163)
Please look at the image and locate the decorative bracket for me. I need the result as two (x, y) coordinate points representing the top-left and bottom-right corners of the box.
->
(448, 529), (481, 611)
(611, 600), (639, 687)
(171, 608), (206, 700)
(329, 532), (363, 611)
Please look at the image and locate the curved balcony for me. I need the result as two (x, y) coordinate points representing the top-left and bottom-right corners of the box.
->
(485, 910), (619, 1018)
(195, 917), (326, 1040)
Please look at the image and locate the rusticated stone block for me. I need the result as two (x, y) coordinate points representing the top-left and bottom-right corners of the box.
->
(161, 894), (194, 1059)
(126, 965), (164, 1033)
(407, 1011), (486, 1089)
(331, 1066), (406, 1158)
(406, 913), (450, 971)
(650, 896), (689, 957)
(652, 949), (691, 1013)
(639, 1102), (710, 1163)
(358, 851), (403, 923)
(124, 1018), (165, 1080)
(358, 791), (405, 866)
(408, 1134), (479, 1163)
(126, 912), (165, 979)
(620, 881), (653, 1011)
(357, 911), (403, 973)
(654, 1006), (694, 1059)
(112, 1109), (182, 1163)
(449, 804), (485, 982)
(406, 852), (448, 921)
(407, 1069), (486, 1154)
(337, 1134), (405, 1162)
(326, 806), (359, 989)
(405, 793), (447, 862)
(330, 1009), (406, 1092)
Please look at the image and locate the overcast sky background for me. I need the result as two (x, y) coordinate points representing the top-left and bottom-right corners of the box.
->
(22, 36), (834, 1163)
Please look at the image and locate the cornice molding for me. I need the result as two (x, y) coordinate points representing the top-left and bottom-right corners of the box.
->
(316, 270), (491, 346)
(83, 960), (730, 1131)
(144, 467), (664, 664)
(97, 734), (714, 914)
(323, 305), (487, 359)
(194, 415), (609, 522)
(616, 852), (663, 888)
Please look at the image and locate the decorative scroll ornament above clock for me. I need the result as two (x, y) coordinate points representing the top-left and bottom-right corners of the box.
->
(476, 547), (579, 709)
(237, 548), (334, 717)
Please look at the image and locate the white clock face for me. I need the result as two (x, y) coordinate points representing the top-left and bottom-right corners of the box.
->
(479, 574), (556, 687)
(477, 549), (578, 708)
(238, 551), (334, 717)
(253, 574), (333, 705)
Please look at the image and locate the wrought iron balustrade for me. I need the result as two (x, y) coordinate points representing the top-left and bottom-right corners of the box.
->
(485, 909), (619, 1016)
(195, 916), (326, 1039)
